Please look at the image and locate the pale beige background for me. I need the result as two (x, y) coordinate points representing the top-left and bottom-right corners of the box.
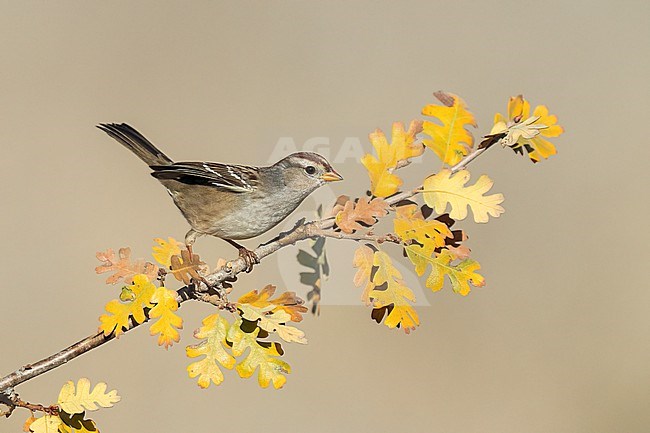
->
(1, 1), (649, 432)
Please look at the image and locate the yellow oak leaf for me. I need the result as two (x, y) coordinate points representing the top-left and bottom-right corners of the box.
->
(28, 415), (61, 433)
(393, 204), (453, 249)
(335, 196), (389, 234)
(361, 120), (424, 197)
(369, 250), (419, 333)
(422, 91), (477, 166)
(95, 247), (158, 285)
(149, 286), (183, 349)
(186, 314), (236, 388)
(238, 285), (307, 323)
(98, 274), (156, 337)
(169, 249), (205, 285)
(493, 95), (564, 162)
(391, 120), (426, 162)
(237, 285), (276, 308)
(57, 378), (120, 414)
(227, 319), (291, 389)
(352, 244), (375, 306)
(238, 304), (307, 344)
(152, 237), (182, 267)
(422, 169), (504, 223)
(406, 245), (485, 296)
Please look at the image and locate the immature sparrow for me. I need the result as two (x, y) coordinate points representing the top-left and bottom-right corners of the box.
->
(98, 123), (342, 270)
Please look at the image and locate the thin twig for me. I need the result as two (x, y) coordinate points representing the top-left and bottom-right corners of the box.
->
(308, 227), (401, 244)
(14, 399), (59, 416)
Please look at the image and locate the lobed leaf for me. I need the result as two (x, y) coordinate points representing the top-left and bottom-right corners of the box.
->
(237, 285), (307, 323)
(152, 237), (182, 267)
(57, 378), (120, 415)
(149, 286), (183, 349)
(352, 245), (419, 333)
(169, 249), (205, 285)
(28, 415), (61, 433)
(422, 91), (477, 166)
(492, 95), (564, 163)
(238, 304), (307, 344)
(422, 169), (504, 223)
(361, 120), (424, 197)
(335, 196), (389, 234)
(98, 274), (155, 337)
(186, 314), (236, 388)
(393, 203), (453, 250)
(405, 245), (485, 296)
(352, 244), (375, 306)
(227, 319), (291, 389)
(369, 251), (420, 333)
(95, 247), (157, 285)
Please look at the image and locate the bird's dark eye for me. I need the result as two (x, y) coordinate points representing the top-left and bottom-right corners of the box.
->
(305, 166), (316, 175)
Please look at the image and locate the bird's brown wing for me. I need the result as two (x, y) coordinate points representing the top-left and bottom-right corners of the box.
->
(150, 161), (259, 193)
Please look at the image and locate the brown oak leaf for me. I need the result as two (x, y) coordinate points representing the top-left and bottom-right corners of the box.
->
(330, 195), (351, 217)
(270, 291), (309, 323)
(335, 197), (389, 234)
(95, 247), (158, 285)
(170, 249), (206, 285)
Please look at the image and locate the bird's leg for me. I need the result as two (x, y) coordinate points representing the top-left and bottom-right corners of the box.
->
(184, 228), (214, 291)
(185, 229), (202, 257)
(224, 239), (259, 273)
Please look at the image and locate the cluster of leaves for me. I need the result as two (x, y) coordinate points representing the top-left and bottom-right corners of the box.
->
(186, 285), (307, 389)
(187, 285), (307, 389)
(492, 95), (564, 162)
(330, 92), (563, 332)
(24, 378), (119, 433)
(96, 237), (189, 348)
(95, 238), (307, 390)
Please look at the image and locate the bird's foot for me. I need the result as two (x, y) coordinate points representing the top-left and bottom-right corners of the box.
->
(238, 247), (260, 273)
(224, 239), (259, 273)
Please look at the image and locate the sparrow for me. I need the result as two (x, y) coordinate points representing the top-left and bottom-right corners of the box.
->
(97, 123), (342, 271)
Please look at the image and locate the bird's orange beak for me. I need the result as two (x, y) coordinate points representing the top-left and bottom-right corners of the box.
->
(321, 170), (343, 182)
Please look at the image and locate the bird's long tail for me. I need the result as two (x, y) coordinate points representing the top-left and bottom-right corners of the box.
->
(97, 123), (174, 166)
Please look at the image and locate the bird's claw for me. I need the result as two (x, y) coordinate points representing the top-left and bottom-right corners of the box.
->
(238, 247), (259, 273)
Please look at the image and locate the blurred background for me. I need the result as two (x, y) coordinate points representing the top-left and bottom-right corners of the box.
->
(1, 1), (648, 432)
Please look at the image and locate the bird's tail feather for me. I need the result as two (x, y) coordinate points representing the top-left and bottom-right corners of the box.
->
(97, 123), (173, 166)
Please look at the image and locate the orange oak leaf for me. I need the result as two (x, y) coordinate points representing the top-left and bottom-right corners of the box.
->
(330, 194), (351, 217)
(237, 285), (307, 323)
(95, 247), (158, 285)
(169, 249), (206, 285)
(335, 197), (389, 234)
(269, 291), (309, 323)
